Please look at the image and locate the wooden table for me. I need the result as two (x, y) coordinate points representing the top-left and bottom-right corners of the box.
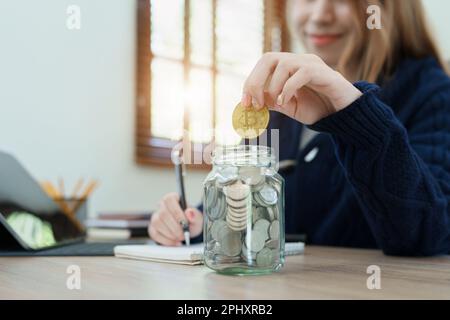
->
(0, 246), (449, 299)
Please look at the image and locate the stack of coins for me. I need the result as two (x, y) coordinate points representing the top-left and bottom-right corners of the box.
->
(204, 166), (281, 268)
(224, 181), (250, 232)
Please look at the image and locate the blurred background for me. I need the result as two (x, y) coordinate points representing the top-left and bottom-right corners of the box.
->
(0, 0), (449, 217)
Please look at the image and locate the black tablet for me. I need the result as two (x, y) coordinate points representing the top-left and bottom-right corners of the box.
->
(0, 203), (85, 251)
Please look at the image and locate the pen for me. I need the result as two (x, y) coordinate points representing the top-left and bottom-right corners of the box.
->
(173, 149), (190, 246)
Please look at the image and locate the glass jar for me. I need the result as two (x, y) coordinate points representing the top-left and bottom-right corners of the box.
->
(203, 145), (285, 275)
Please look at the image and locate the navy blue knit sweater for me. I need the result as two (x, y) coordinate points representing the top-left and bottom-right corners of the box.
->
(268, 56), (450, 256)
(197, 57), (450, 256)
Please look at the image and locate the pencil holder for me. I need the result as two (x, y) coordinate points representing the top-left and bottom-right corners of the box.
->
(203, 145), (285, 275)
(53, 197), (88, 232)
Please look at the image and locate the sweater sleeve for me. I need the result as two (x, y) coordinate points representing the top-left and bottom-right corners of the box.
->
(308, 81), (450, 256)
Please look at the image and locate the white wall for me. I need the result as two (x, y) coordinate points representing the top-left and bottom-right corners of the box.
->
(423, 0), (450, 60)
(0, 0), (206, 216)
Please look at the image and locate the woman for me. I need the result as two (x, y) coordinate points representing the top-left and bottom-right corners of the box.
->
(148, 0), (450, 256)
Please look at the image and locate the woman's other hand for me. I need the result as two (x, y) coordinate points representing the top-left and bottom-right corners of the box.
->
(148, 192), (203, 246)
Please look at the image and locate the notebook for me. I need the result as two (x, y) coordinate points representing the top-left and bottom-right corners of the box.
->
(285, 242), (305, 255)
(114, 242), (304, 266)
(114, 243), (204, 265)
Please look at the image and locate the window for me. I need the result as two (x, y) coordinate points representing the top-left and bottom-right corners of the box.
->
(136, 0), (290, 167)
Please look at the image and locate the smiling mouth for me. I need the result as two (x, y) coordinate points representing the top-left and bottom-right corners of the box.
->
(307, 33), (343, 46)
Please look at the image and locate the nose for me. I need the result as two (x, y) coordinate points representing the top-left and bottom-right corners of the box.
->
(310, 0), (335, 25)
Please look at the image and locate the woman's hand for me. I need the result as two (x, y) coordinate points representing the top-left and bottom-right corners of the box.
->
(148, 193), (203, 246)
(241, 53), (362, 125)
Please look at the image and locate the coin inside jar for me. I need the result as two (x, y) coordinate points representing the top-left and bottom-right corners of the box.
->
(226, 196), (248, 209)
(223, 180), (250, 200)
(253, 219), (270, 239)
(249, 229), (266, 253)
(269, 220), (280, 240)
(257, 185), (278, 206)
(211, 220), (227, 241)
(239, 167), (265, 187)
(265, 239), (280, 249)
(256, 247), (275, 267)
(205, 184), (218, 209)
(218, 227), (242, 257)
(254, 207), (270, 221)
(203, 145), (285, 274)
(208, 193), (226, 220)
(216, 166), (239, 186)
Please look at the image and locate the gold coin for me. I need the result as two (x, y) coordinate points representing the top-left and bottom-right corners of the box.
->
(232, 103), (270, 139)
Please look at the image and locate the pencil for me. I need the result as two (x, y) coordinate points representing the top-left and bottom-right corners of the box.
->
(46, 181), (61, 199)
(71, 178), (84, 199)
(71, 179), (98, 216)
(80, 180), (98, 199)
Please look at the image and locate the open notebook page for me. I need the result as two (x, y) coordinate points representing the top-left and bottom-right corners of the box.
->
(114, 243), (204, 265)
